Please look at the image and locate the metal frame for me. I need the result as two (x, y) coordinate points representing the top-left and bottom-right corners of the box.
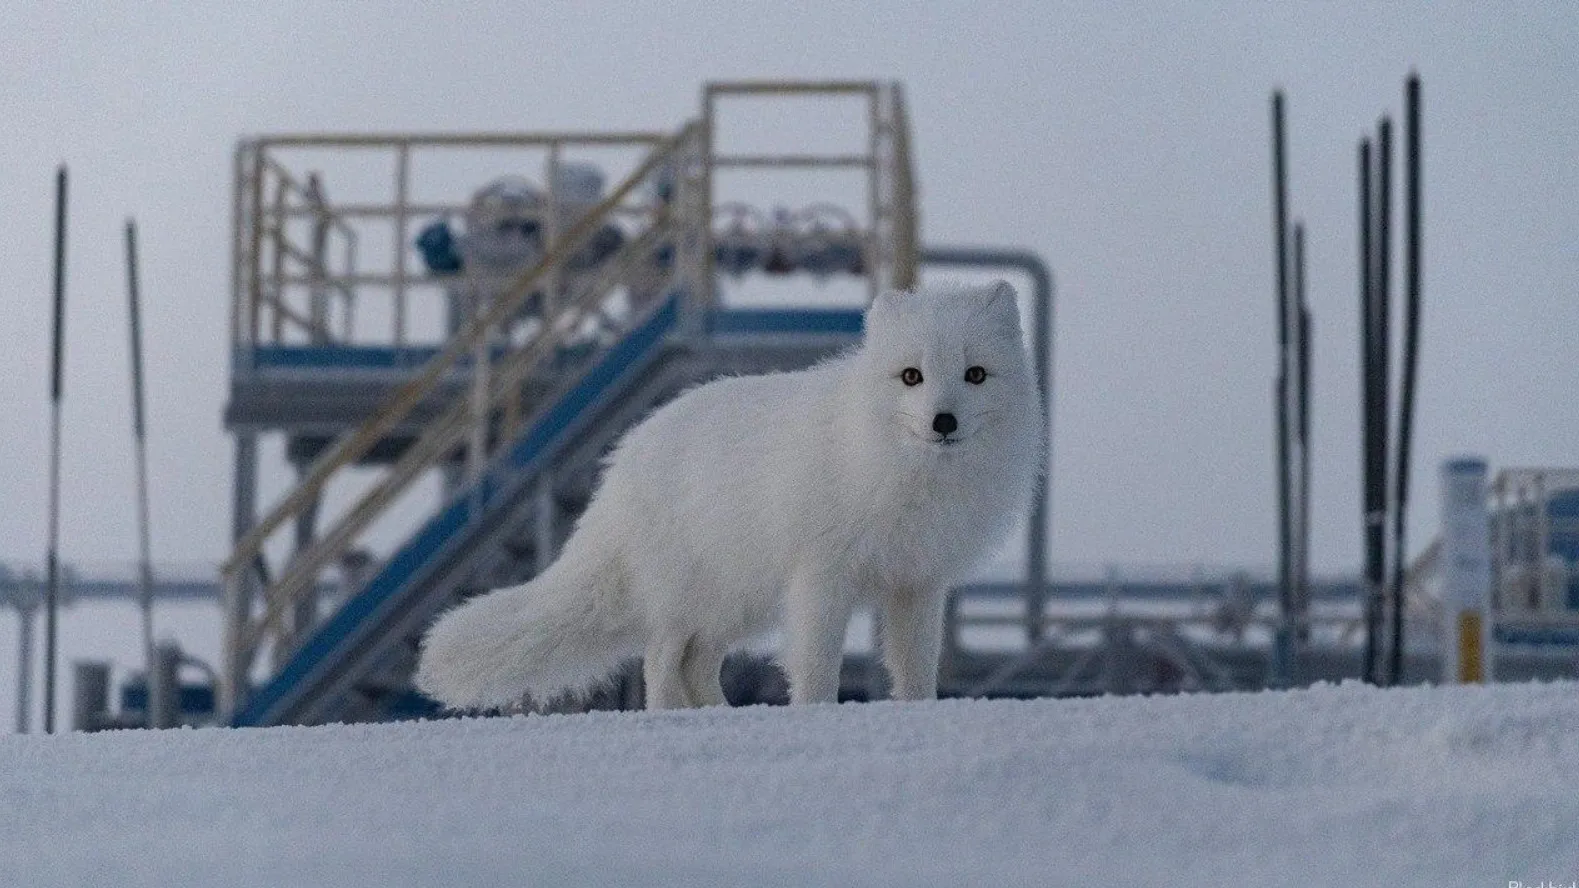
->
(220, 126), (706, 713)
(220, 81), (920, 722)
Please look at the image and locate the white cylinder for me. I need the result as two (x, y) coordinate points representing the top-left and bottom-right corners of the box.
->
(1440, 457), (1492, 682)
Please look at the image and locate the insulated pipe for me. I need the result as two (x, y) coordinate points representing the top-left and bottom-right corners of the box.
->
(919, 246), (1053, 645)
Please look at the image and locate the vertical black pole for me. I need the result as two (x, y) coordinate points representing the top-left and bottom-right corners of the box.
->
(127, 219), (158, 696)
(1295, 221), (1312, 642)
(1359, 138), (1380, 684)
(44, 165), (68, 734)
(1370, 118), (1394, 685)
(1271, 91), (1293, 684)
(1391, 74), (1423, 685)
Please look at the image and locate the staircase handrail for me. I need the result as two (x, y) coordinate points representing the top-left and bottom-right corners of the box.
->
(221, 122), (696, 579)
(237, 215), (678, 657)
(221, 123), (699, 708)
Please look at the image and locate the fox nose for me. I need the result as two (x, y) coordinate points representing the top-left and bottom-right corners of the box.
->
(932, 412), (958, 436)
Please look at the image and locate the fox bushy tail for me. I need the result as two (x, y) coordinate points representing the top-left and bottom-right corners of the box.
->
(414, 549), (637, 710)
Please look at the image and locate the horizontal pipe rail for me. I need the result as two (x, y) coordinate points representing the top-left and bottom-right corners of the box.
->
(706, 80), (878, 96)
(256, 131), (668, 149)
(712, 154), (874, 169)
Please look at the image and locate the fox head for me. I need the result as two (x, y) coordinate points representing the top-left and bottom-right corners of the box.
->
(859, 280), (1040, 454)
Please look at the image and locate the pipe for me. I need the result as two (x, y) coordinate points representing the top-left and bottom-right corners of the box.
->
(919, 246), (1053, 646)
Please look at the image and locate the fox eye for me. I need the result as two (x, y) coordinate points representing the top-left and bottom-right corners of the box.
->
(964, 366), (987, 384)
(900, 367), (923, 386)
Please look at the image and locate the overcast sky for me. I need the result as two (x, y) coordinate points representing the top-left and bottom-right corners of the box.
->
(1, 2), (1576, 721)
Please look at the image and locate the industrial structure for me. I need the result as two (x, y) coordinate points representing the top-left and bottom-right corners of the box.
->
(4, 80), (1576, 732)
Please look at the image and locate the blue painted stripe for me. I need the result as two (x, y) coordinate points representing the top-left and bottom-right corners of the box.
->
(707, 308), (863, 337)
(233, 297), (680, 726)
(245, 307), (861, 372)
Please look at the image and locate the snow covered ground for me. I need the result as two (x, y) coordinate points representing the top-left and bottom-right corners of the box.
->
(2, 681), (1576, 887)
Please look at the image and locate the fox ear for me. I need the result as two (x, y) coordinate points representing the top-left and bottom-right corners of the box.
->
(983, 280), (1017, 309)
(973, 280), (1024, 336)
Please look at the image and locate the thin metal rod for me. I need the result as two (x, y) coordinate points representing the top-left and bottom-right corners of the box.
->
(1270, 91), (1293, 684)
(1295, 221), (1312, 643)
(392, 143), (410, 345)
(126, 219), (157, 687)
(918, 246), (1053, 646)
(1391, 74), (1423, 685)
(256, 130), (668, 149)
(1366, 119), (1395, 684)
(45, 165), (68, 734)
(1359, 137), (1380, 684)
(1374, 116), (1394, 684)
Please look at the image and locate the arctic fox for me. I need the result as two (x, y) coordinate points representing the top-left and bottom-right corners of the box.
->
(415, 280), (1044, 710)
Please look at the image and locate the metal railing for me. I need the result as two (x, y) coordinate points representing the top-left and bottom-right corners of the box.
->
(219, 124), (707, 713)
(220, 81), (922, 719)
(701, 80), (917, 307)
(233, 145), (361, 347)
(233, 131), (673, 353)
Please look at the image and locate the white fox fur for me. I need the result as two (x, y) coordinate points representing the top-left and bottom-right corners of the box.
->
(415, 280), (1045, 710)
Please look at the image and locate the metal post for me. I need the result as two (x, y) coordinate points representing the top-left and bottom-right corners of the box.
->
(72, 661), (110, 732)
(15, 600), (35, 733)
(126, 219), (158, 693)
(865, 85), (882, 305)
(1295, 222), (1312, 647)
(1390, 74), (1423, 685)
(534, 475), (556, 575)
(700, 87), (718, 310)
(286, 479), (320, 662)
(918, 247), (1053, 646)
(306, 174), (330, 342)
(150, 642), (182, 729)
(1371, 117), (1394, 683)
(1358, 137), (1381, 684)
(248, 145), (266, 349)
(1270, 91), (1293, 686)
(221, 431), (259, 717)
(392, 142), (411, 345)
(44, 165), (68, 734)
(467, 297), (489, 489)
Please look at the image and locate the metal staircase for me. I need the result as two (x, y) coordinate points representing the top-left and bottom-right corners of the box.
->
(220, 82), (919, 725)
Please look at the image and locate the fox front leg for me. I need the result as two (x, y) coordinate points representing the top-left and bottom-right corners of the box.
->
(879, 585), (947, 701)
(784, 570), (857, 704)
